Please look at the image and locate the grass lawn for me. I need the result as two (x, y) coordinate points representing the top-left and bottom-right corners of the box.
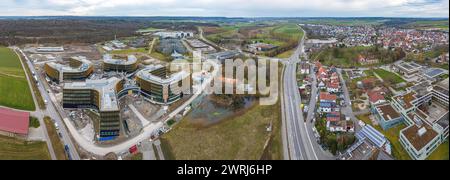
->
(150, 51), (170, 61)
(356, 114), (412, 160)
(0, 47), (26, 77)
(372, 69), (406, 84)
(0, 135), (50, 160)
(161, 102), (281, 160)
(276, 49), (295, 58)
(128, 153), (143, 160)
(111, 48), (147, 55)
(427, 141), (449, 160)
(44, 116), (67, 160)
(0, 47), (35, 111)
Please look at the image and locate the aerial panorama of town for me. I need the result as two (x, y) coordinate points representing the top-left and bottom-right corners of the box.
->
(0, 1), (448, 161)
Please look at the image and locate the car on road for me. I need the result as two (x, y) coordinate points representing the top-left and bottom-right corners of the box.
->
(54, 122), (59, 130)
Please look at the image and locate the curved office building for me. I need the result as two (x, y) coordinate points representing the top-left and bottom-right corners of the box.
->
(103, 54), (139, 73)
(136, 65), (191, 104)
(44, 56), (94, 83)
(63, 77), (124, 138)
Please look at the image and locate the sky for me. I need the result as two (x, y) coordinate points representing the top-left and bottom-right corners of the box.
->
(1, 0), (449, 17)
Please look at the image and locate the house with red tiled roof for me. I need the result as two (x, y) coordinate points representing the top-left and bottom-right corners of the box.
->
(368, 90), (386, 106)
(0, 108), (30, 139)
(327, 82), (340, 93)
(320, 92), (337, 103)
(326, 112), (341, 122)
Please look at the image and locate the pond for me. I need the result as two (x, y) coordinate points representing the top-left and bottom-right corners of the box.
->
(186, 94), (256, 126)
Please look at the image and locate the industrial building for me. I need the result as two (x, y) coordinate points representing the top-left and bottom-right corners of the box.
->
(44, 56), (94, 83)
(63, 77), (124, 138)
(103, 54), (139, 73)
(136, 65), (191, 104)
(0, 108), (30, 139)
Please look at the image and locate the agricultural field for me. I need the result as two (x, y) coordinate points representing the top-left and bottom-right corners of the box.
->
(0, 47), (35, 111)
(204, 23), (303, 57)
(406, 20), (449, 31)
(160, 102), (282, 160)
(0, 135), (50, 160)
(301, 18), (386, 26)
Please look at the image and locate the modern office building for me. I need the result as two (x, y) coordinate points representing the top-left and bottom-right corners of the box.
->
(372, 103), (404, 130)
(393, 78), (449, 160)
(136, 65), (191, 104)
(103, 54), (139, 73)
(63, 77), (124, 138)
(44, 56), (94, 83)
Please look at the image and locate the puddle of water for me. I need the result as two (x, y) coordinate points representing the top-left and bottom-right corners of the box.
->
(186, 94), (255, 126)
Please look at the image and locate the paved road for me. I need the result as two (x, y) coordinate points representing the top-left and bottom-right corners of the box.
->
(337, 68), (361, 132)
(12, 48), (57, 160)
(282, 26), (332, 160)
(14, 47), (79, 160)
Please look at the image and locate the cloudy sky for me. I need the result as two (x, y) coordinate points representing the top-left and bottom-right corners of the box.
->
(1, 0), (449, 17)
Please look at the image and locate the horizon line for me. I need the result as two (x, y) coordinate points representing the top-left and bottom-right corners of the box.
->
(0, 15), (448, 19)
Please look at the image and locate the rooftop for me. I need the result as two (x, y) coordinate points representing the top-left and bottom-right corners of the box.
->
(356, 125), (387, 148)
(0, 108), (29, 135)
(433, 78), (449, 95)
(320, 92), (337, 101)
(47, 56), (92, 73)
(396, 62), (423, 73)
(368, 90), (385, 104)
(64, 77), (122, 112)
(136, 65), (190, 85)
(394, 92), (416, 109)
(416, 100), (449, 125)
(375, 104), (401, 121)
(401, 122), (438, 151)
(103, 54), (138, 65)
(424, 68), (445, 78)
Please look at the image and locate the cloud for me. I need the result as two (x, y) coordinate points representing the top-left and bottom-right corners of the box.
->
(1, 0), (448, 17)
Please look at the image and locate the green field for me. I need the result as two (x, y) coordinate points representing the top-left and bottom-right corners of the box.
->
(161, 102), (281, 160)
(372, 69), (406, 84)
(0, 47), (36, 111)
(0, 135), (51, 160)
(302, 18), (385, 26)
(427, 141), (449, 160)
(204, 23), (302, 57)
(111, 48), (147, 54)
(407, 20), (449, 31)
